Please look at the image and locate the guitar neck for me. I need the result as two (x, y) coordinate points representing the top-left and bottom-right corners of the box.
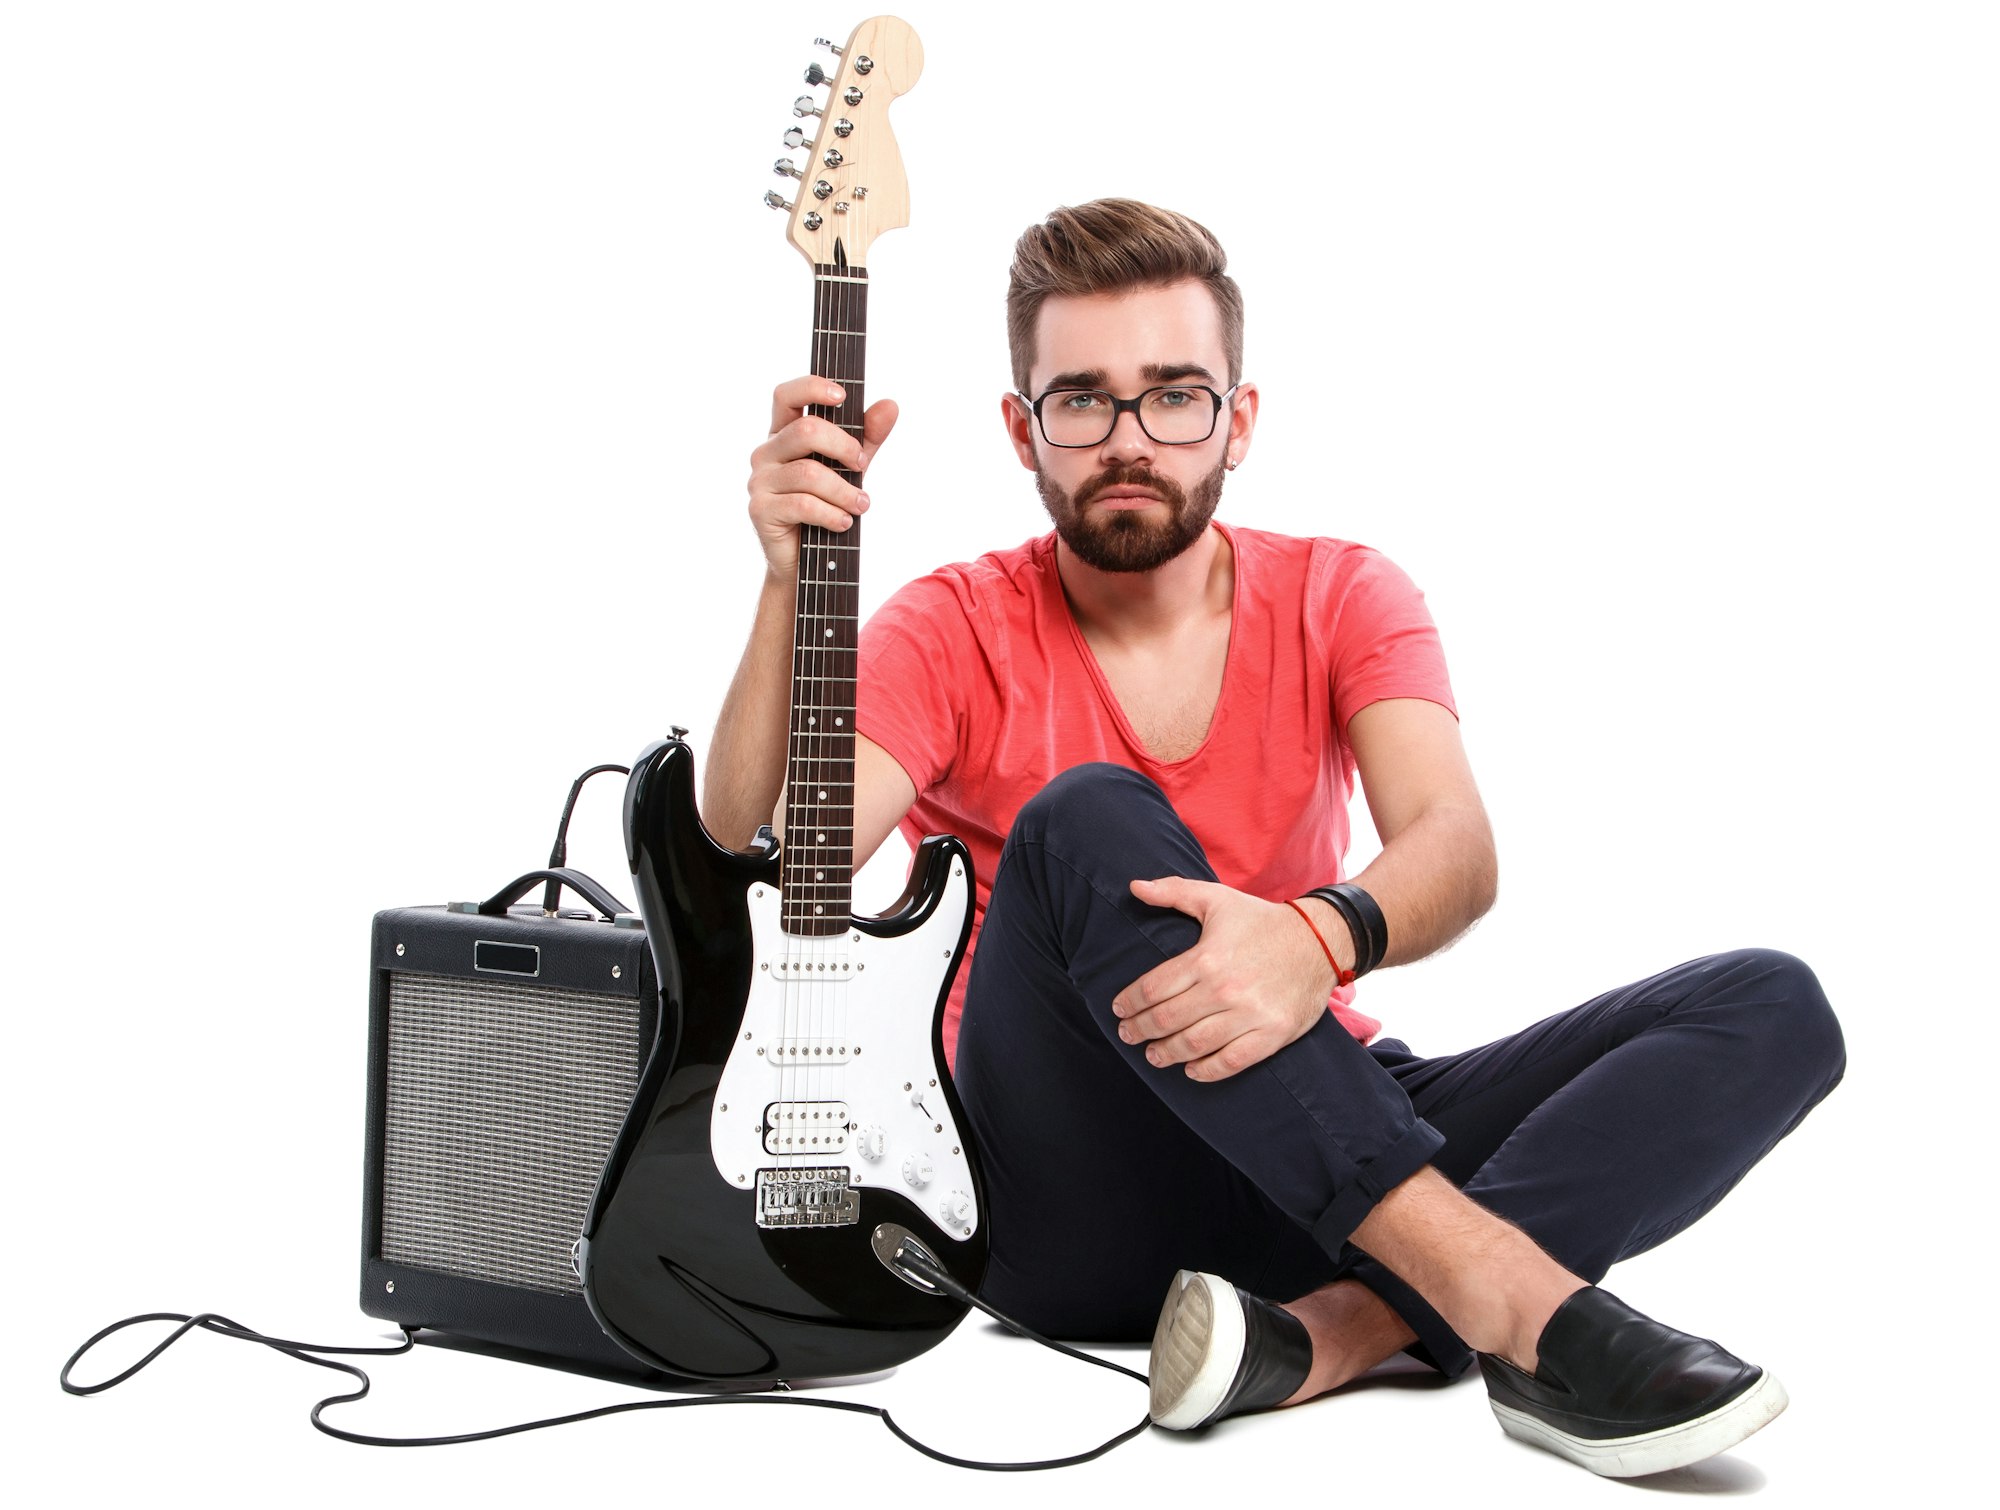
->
(781, 263), (870, 935)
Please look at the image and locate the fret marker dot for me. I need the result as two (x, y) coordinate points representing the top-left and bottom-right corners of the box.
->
(826, 561), (837, 572)
(835, 717), (844, 727)
(815, 871), (824, 880)
(824, 629), (833, 639)
(815, 904), (824, 914)
(818, 790), (827, 800)
(816, 833), (826, 842)
(808, 716), (816, 726)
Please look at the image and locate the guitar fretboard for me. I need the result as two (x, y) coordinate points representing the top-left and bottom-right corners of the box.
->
(781, 264), (869, 934)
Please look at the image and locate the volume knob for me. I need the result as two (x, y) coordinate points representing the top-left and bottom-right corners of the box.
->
(857, 1125), (886, 1161)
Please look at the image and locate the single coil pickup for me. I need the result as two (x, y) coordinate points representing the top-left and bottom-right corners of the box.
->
(762, 1100), (852, 1154)
(754, 1167), (859, 1229)
(769, 956), (854, 976)
(762, 1039), (852, 1065)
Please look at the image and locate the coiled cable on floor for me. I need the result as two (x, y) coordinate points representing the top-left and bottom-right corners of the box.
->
(60, 1299), (1152, 1471)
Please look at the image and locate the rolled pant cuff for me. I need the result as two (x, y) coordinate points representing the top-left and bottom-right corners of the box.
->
(1308, 1117), (1445, 1255)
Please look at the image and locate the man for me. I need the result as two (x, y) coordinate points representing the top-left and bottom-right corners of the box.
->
(702, 199), (1843, 1477)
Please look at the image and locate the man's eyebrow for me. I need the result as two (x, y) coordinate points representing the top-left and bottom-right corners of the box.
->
(1040, 368), (1108, 392)
(1142, 362), (1219, 384)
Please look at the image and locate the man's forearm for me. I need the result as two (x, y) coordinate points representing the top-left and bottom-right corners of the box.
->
(700, 569), (797, 850)
(1306, 805), (1497, 972)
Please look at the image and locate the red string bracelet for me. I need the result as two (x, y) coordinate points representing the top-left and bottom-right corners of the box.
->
(1285, 898), (1356, 987)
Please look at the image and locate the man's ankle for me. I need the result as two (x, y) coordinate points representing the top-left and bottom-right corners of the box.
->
(1350, 1168), (1586, 1372)
(1277, 1279), (1418, 1404)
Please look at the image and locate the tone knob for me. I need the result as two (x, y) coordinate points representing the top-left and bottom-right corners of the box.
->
(857, 1125), (886, 1161)
(901, 1153), (934, 1189)
(939, 1190), (973, 1227)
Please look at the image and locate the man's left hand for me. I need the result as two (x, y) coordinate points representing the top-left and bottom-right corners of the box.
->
(1112, 877), (1338, 1082)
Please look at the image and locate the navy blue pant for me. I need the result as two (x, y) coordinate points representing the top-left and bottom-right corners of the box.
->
(954, 765), (1846, 1377)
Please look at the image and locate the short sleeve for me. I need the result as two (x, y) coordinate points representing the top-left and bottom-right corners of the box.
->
(856, 573), (971, 794)
(1315, 543), (1457, 731)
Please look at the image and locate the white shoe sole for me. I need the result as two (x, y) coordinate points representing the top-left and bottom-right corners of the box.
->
(1148, 1270), (1247, 1430)
(1490, 1367), (1789, 1477)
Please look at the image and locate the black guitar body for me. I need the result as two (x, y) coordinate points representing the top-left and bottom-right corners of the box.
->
(581, 736), (988, 1383)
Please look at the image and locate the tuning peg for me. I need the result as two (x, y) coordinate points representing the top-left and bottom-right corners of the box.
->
(804, 63), (831, 87)
(793, 95), (822, 119)
(815, 37), (843, 55)
(783, 126), (809, 150)
(764, 190), (794, 212)
(773, 158), (803, 179)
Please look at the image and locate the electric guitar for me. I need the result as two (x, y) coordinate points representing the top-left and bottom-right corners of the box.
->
(581, 16), (986, 1384)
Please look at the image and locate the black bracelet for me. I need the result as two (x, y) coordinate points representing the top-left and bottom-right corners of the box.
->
(1301, 883), (1389, 978)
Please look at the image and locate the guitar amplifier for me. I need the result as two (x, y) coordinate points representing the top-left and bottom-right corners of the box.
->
(360, 866), (668, 1378)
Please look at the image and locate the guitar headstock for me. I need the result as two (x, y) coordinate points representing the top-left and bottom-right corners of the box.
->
(766, 16), (923, 268)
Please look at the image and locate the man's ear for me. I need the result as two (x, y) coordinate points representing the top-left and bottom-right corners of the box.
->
(1001, 391), (1038, 471)
(1224, 380), (1260, 470)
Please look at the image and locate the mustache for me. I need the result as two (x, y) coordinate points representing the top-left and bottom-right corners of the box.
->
(1073, 465), (1186, 511)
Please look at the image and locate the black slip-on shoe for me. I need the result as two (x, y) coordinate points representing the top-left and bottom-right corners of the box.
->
(1478, 1286), (1788, 1477)
(1148, 1270), (1314, 1430)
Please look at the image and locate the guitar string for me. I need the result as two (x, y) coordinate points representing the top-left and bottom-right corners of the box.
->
(810, 264), (831, 1174)
(808, 263), (836, 1179)
(791, 259), (815, 1178)
(844, 266), (868, 1192)
(829, 262), (848, 1177)
(834, 263), (855, 1178)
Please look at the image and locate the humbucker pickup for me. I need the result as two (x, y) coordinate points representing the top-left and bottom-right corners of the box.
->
(754, 1167), (859, 1229)
(762, 1100), (852, 1154)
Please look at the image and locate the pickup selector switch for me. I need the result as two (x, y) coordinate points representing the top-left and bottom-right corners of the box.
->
(901, 1152), (934, 1189)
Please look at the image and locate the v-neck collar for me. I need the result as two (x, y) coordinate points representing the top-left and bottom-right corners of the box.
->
(1049, 519), (1242, 769)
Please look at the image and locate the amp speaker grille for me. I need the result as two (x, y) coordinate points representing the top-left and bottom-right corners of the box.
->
(380, 973), (640, 1295)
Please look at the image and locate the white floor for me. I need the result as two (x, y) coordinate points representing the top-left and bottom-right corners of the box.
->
(25, 1198), (1954, 1509)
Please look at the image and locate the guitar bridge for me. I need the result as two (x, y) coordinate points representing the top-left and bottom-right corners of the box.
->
(754, 1166), (859, 1229)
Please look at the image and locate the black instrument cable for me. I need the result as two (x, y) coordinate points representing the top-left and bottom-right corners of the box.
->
(59, 1248), (1154, 1470)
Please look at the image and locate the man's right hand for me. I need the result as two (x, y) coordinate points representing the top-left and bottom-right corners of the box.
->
(748, 376), (899, 581)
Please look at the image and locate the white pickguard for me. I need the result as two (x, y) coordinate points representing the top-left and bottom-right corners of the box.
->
(708, 862), (980, 1240)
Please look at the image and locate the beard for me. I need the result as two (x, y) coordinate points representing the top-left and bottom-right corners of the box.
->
(1034, 456), (1228, 574)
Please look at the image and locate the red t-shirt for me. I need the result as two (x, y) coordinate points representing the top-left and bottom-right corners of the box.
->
(856, 520), (1457, 1068)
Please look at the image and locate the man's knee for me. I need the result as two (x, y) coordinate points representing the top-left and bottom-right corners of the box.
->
(1711, 947), (1846, 1092)
(1011, 762), (1169, 850)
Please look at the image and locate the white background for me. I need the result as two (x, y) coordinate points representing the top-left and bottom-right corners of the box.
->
(5, 2), (1994, 1504)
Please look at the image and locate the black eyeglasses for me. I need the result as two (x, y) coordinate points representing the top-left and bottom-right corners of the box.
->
(1016, 383), (1240, 448)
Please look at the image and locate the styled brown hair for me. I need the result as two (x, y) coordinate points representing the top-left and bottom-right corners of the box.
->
(1007, 199), (1244, 392)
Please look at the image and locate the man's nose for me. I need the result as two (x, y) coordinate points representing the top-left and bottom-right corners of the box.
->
(1098, 406), (1155, 463)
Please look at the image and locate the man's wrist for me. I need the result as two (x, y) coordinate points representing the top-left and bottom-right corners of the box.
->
(1301, 884), (1389, 978)
(1293, 896), (1357, 979)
